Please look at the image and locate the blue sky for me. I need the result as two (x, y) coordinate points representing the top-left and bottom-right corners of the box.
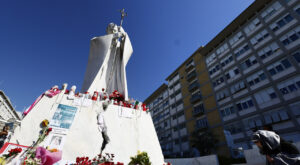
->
(0, 0), (254, 111)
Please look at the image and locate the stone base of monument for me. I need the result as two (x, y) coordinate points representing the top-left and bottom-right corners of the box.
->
(9, 86), (164, 164)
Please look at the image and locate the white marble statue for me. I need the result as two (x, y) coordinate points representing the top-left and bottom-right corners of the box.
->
(81, 19), (133, 100)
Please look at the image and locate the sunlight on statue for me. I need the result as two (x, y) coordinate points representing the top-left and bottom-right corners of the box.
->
(81, 10), (132, 100)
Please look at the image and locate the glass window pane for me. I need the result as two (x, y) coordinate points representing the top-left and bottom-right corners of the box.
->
(269, 92), (277, 99)
(221, 110), (225, 117)
(269, 68), (277, 76)
(248, 100), (254, 107)
(237, 103), (243, 111)
(277, 20), (285, 27)
(242, 102), (249, 109)
(249, 80), (254, 86)
(290, 34), (299, 41)
(259, 73), (266, 80)
(256, 119), (262, 126)
(279, 110), (289, 120)
(282, 39), (290, 46)
(230, 107), (235, 113)
(284, 14), (293, 22)
(296, 81), (300, 88)
(264, 114), (272, 124)
(288, 84), (298, 92)
(281, 59), (292, 68)
(292, 52), (300, 63)
(272, 113), (280, 122)
(280, 87), (289, 95)
(275, 65), (284, 72)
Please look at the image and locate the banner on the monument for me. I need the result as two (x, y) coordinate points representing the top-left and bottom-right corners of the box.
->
(43, 104), (78, 150)
(49, 104), (78, 130)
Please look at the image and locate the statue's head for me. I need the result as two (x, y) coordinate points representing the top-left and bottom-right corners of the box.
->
(106, 23), (118, 34)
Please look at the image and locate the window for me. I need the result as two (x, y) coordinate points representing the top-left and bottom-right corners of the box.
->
(194, 104), (204, 114)
(244, 18), (261, 34)
(280, 26), (300, 46)
(177, 123), (185, 130)
(220, 104), (235, 117)
(225, 122), (243, 134)
(196, 118), (208, 129)
(250, 29), (269, 46)
(270, 13), (294, 32)
(244, 116), (262, 129)
(294, 4), (300, 15)
(264, 109), (289, 124)
(229, 32), (244, 46)
(220, 54), (233, 68)
(258, 42), (280, 60)
(213, 76), (225, 87)
(261, 2), (283, 21)
(216, 89), (230, 101)
(171, 103), (176, 109)
(209, 64), (221, 75)
(225, 67), (240, 80)
(240, 56), (258, 70)
(181, 136), (188, 143)
(186, 59), (194, 66)
(254, 88), (278, 104)
(174, 89), (181, 97)
(176, 99), (183, 106)
(290, 102), (300, 116)
(174, 138), (179, 144)
(153, 99), (159, 106)
(236, 98), (254, 111)
(292, 50), (300, 63)
(230, 81), (246, 94)
(216, 43), (229, 55)
(278, 76), (300, 95)
(163, 100), (169, 108)
(267, 58), (292, 76)
(206, 53), (216, 66)
(234, 44), (250, 58)
(172, 110), (184, 120)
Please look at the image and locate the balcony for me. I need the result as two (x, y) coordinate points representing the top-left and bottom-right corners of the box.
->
(186, 71), (197, 81)
(190, 93), (202, 104)
(185, 62), (195, 72)
(188, 81), (200, 92)
(193, 105), (205, 116)
(195, 125), (209, 132)
(195, 122), (208, 131)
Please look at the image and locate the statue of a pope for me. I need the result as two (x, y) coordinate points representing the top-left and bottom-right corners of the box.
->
(81, 22), (133, 100)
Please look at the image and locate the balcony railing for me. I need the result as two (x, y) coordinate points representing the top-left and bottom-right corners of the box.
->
(185, 62), (195, 72)
(190, 94), (202, 103)
(188, 81), (200, 92)
(195, 123), (208, 131)
(186, 71), (197, 81)
(193, 105), (204, 116)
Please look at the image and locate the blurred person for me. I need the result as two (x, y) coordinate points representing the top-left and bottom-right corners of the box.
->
(252, 130), (300, 165)
(0, 126), (9, 148)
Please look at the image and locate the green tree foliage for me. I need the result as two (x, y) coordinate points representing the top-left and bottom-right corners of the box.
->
(190, 128), (219, 156)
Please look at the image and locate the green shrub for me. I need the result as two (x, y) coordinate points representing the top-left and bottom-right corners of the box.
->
(128, 151), (151, 165)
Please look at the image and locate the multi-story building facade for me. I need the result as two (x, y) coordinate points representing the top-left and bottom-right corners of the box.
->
(0, 90), (21, 131)
(144, 84), (176, 157)
(145, 0), (300, 158)
(164, 51), (229, 158)
(145, 52), (230, 158)
(202, 0), (300, 151)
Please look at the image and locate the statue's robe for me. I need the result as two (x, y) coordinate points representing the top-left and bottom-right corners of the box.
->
(81, 30), (133, 100)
